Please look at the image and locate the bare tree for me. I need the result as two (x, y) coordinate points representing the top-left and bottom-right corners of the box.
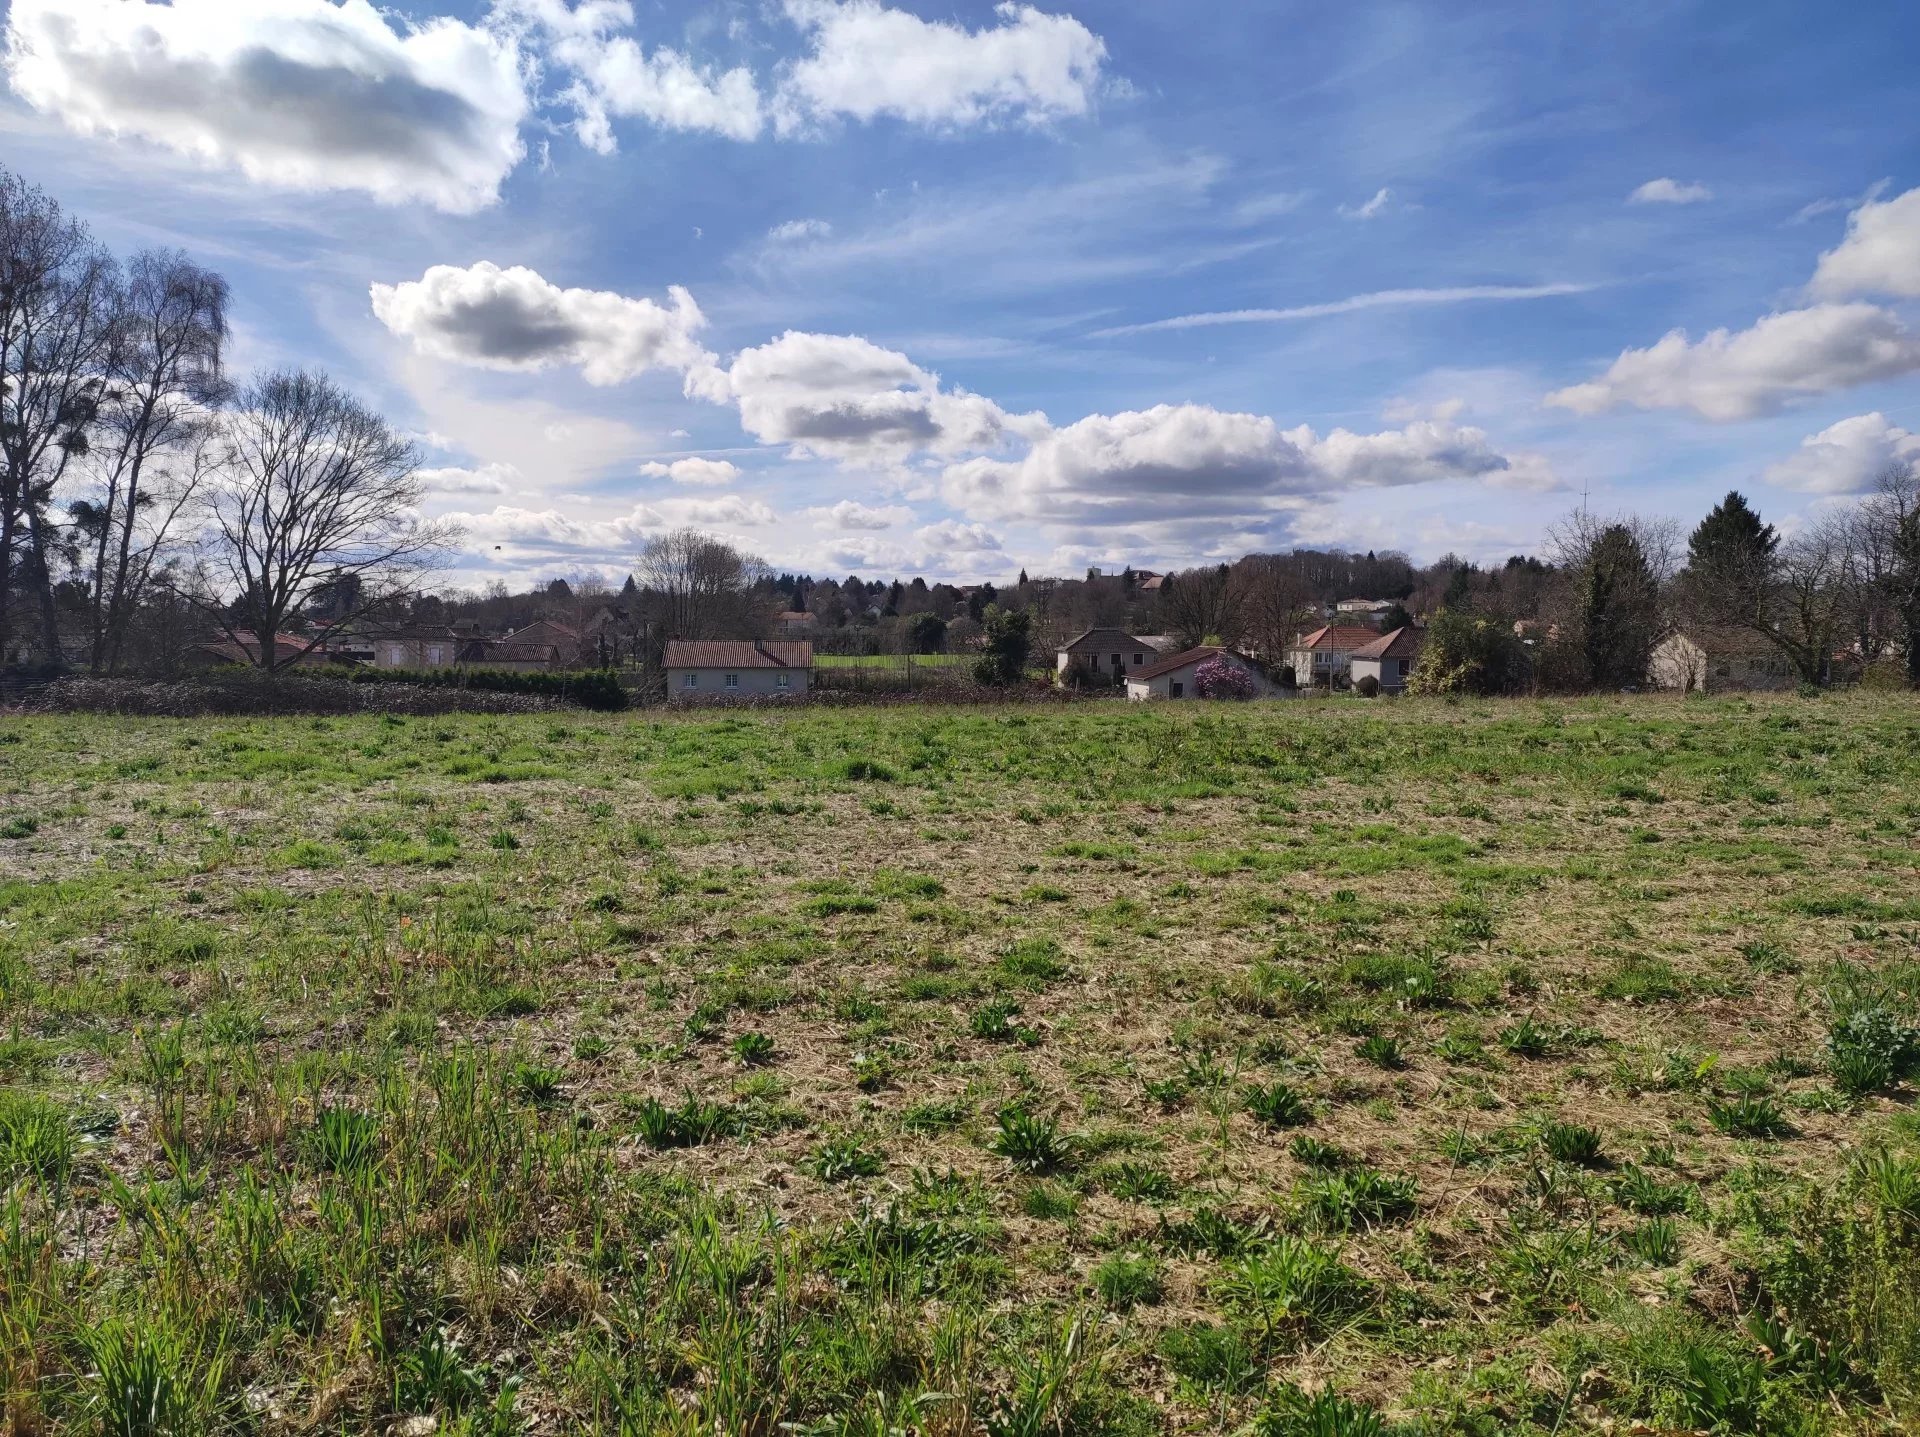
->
(1232, 554), (1316, 660)
(182, 369), (457, 671)
(0, 166), (119, 665)
(1857, 463), (1920, 685)
(634, 528), (772, 645)
(71, 251), (231, 671)
(1160, 563), (1241, 649)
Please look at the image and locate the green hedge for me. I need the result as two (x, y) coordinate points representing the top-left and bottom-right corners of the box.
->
(333, 665), (630, 711)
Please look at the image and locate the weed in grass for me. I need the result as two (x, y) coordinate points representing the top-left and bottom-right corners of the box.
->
(1142, 1076), (1188, 1111)
(1499, 1017), (1553, 1058)
(1541, 1120), (1607, 1166)
(1254, 1386), (1388, 1437)
(1621, 1216), (1681, 1266)
(1707, 1093), (1793, 1139)
(1355, 1034), (1406, 1070)
(850, 1049), (893, 1092)
(511, 1061), (565, 1105)
(1299, 1167), (1418, 1231)
(1099, 1160), (1177, 1203)
(1613, 1165), (1695, 1216)
(971, 997), (1039, 1045)
(1218, 1235), (1367, 1343)
(635, 1095), (735, 1148)
(0, 1092), (73, 1182)
(809, 1138), (885, 1182)
(1290, 1135), (1351, 1169)
(900, 1098), (968, 1134)
(1092, 1253), (1163, 1310)
(998, 937), (1068, 987)
(732, 1031), (776, 1066)
(991, 1108), (1069, 1174)
(1023, 1183), (1079, 1221)
(1246, 1079), (1312, 1129)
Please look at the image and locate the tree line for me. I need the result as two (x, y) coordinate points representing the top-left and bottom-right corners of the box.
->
(1, 165), (455, 676)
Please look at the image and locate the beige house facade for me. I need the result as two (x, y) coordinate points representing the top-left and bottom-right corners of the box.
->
(665, 640), (812, 701)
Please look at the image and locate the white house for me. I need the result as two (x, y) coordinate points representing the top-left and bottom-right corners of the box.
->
(1285, 625), (1382, 688)
(1648, 629), (1795, 694)
(665, 639), (812, 701)
(1055, 627), (1159, 685)
(1349, 626), (1425, 694)
(1125, 645), (1270, 700)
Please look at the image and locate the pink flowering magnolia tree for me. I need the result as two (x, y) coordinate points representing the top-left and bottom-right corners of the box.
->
(1193, 655), (1257, 699)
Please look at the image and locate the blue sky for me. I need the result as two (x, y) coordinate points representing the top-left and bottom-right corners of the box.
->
(3, 0), (1918, 587)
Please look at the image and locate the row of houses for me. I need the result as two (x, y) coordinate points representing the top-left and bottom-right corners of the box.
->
(189, 604), (1804, 703)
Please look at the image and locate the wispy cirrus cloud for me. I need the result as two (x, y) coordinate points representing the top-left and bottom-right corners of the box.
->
(1089, 283), (1595, 338)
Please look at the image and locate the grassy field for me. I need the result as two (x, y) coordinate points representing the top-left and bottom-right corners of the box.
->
(2, 695), (1918, 1436)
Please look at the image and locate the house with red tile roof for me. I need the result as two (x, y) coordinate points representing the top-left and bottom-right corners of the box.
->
(665, 639), (812, 701)
(1285, 625), (1383, 688)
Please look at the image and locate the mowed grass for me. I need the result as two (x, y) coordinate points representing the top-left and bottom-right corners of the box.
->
(1, 694), (1918, 1435)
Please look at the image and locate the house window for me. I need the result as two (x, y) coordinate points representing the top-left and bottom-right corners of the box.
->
(1111, 653), (1122, 668)
(1397, 659), (1411, 677)
(1170, 681), (1185, 698)
(427, 646), (444, 666)
(725, 673), (740, 689)
(776, 673), (792, 689)
(683, 673), (698, 689)
(388, 646), (406, 666)
(1133, 653), (1143, 665)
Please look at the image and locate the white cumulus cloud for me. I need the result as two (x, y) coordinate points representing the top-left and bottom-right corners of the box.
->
(1810, 185), (1920, 300)
(725, 330), (1043, 465)
(807, 500), (914, 530)
(1629, 177), (1713, 205)
(492, 0), (763, 149)
(1546, 304), (1920, 421)
(774, 0), (1106, 135)
(417, 462), (521, 496)
(639, 457), (742, 486)
(1763, 412), (1920, 494)
(3, 0), (530, 213)
(942, 404), (1530, 528)
(371, 261), (725, 394)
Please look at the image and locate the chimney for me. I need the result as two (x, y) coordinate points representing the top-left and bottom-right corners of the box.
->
(753, 637), (765, 654)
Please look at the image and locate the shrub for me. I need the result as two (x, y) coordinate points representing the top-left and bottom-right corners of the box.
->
(973, 606), (1033, 687)
(340, 664), (628, 710)
(1194, 655), (1257, 699)
(1406, 609), (1530, 696)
